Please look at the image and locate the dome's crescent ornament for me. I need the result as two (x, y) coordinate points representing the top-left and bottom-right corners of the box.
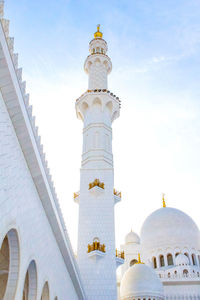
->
(162, 193), (166, 207)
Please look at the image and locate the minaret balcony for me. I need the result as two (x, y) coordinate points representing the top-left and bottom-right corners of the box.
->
(73, 191), (80, 204)
(115, 249), (124, 267)
(87, 241), (106, 260)
(75, 89), (121, 122)
(89, 179), (105, 196)
(114, 189), (121, 204)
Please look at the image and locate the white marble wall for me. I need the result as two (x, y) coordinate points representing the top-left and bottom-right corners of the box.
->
(0, 92), (81, 300)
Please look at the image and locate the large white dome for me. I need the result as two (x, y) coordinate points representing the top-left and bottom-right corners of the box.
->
(140, 207), (200, 250)
(120, 263), (164, 299)
(125, 231), (140, 244)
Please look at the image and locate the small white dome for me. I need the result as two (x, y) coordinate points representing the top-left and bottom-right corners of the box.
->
(120, 263), (164, 299)
(125, 231), (140, 244)
(175, 253), (189, 266)
(140, 207), (200, 250)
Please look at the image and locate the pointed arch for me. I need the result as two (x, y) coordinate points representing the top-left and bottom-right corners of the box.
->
(159, 254), (165, 267)
(81, 102), (89, 114)
(192, 254), (197, 265)
(93, 97), (102, 108)
(0, 229), (20, 300)
(167, 253), (173, 266)
(94, 58), (101, 65)
(22, 260), (37, 300)
(41, 282), (50, 300)
(103, 60), (108, 68)
(106, 101), (113, 113)
(152, 256), (157, 269)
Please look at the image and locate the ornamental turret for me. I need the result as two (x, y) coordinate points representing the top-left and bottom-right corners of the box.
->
(84, 25), (112, 90)
(75, 26), (122, 300)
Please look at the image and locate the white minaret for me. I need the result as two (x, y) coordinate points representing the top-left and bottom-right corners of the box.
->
(75, 25), (121, 300)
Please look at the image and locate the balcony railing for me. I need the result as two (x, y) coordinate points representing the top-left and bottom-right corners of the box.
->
(114, 189), (121, 198)
(89, 179), (104, 190)
(87, 241), (106, 253)
(116, 249), (124, 259)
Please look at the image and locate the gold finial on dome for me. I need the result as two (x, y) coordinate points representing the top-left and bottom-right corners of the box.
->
(94, 24), (103, 39)
(162, 193), (166, 208)
(136, 253), (144, 264)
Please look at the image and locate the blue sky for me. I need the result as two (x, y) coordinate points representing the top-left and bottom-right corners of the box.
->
(5, 0), (200, 248)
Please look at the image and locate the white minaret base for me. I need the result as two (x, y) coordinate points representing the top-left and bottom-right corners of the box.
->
(77, 169), (117, 300)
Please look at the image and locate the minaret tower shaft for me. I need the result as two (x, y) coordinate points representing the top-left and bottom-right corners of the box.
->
(75, 26), (121, 300)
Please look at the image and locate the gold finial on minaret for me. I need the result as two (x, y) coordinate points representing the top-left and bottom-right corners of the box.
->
(162, 193), (166, 208)
(94, 24), (103, 39)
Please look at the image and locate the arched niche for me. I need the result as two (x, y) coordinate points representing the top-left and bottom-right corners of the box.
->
(87, 61), (92, 70)
(22, 260), (37, 300)
(152, 256), (157, 269)
(192, 253), (197, 265)
(167, 253), (173, 266)
(103, 60), (108, 67)
(41, 282), (50, 300)
(81, 102), (89, 116)
(130, 259), (138, 267)
(106, 101), (113, 113)
(183, 269), (189, 277)
(159, 254), (165, 267)
(92, 97), (102, 108)
(94, 58), (101, 66)
(0, 229), (20, 300)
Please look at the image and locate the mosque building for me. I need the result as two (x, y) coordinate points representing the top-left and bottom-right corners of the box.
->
(119, 196), (200, 299)
(0, 2), (200, 299)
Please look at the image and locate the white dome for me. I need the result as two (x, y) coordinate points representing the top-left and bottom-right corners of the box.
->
(140, 207), (200, 250)
(125, 231), (140, 244)
(120, 263), (164, 299)
(175, 253), (189, 266)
